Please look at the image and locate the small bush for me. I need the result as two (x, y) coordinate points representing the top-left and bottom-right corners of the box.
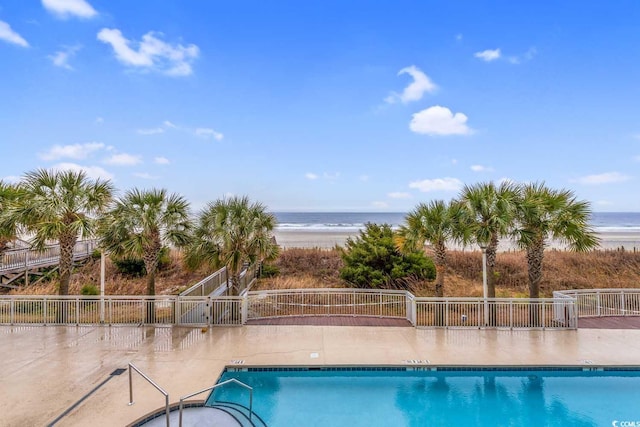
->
(340, 223), (436, 289)
(80, 284), (100, 296)
(260, 263), (280, 278)
(91, 249), (102, 260)
(112, 247), (171, 276)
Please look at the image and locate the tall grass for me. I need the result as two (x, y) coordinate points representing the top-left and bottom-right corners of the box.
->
(9, 247), (640, 297)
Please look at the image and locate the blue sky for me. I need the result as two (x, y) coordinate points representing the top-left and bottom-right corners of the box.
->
(1, 0), (640, 212)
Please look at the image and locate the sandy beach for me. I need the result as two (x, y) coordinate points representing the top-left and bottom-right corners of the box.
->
(274, 229), (640, 251)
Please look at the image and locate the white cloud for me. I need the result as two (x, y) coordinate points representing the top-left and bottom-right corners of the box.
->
(388, 192), (412, 199)
(305, 173), (319, 180)
(39, 142), (105, 161)
(455, 33), (463, 41)
(163, 120), (177, 128)
(97, 28), (199, 76)
(95, 117), (104, 124)
(508, 47), (537, 64)
(52, 163), (113, 180)
(571, 172), (631, 185)
(323, 172), (340, 180)
(137, 127), (165, 135)
(133, 172), (158, 180)
(195, 128), (224, 141)
(103, 153), (142, 166)
(48, 45), (81, 70)
(409, 177), (463, 192)
(0, 20), (29, 47)
(372, 201), (389, 208)
(2, 175), (21, 184)
(385, 65), (437, 104)
(154, 156), (170, 165)
(42, 0), (97, 19)
(470, 164), (494, 172)
(451, 158), (458, 165)
(596, 200), (613, 206)
(359, 175), (370, 182)
(409, 106), (473, 136)
(474, 48), (501, 62)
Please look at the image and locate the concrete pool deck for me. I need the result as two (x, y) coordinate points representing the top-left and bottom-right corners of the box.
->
(2, 325), (640, 426)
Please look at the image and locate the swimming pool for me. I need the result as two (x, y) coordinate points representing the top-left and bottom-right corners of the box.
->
(206, 366), (640, 427)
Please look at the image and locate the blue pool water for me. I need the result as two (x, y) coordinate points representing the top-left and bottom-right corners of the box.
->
(207, 367), (640, 427)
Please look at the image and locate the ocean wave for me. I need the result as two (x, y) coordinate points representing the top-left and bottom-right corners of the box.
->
(594, 226), (640, 233)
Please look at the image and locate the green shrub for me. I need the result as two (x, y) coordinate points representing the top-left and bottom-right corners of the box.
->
(340, 223), (436, 289)
(91, 249), (102, 260)
(260, 263), (280, 278)
(112, 247), (171, 276)
(80, 284), (100, 296)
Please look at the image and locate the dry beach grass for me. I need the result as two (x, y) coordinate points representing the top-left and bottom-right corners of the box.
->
(7, 247), (640, 298)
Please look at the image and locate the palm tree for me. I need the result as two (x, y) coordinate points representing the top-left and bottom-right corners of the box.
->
(0, 180), (21, 256)
(99, 188), (191, 322)
(397, 200), (467, 298)
(459, 182), (518, 325)
(185, 196), (278, 296)
(514, 183), (599, 299)
(11, 169), (114, 298)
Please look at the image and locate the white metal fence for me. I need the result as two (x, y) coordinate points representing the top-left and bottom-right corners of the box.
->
(180, 267), (229, 297)
(554, 289), (640, 317)
(0, 289), (581, 329)
(0, 240), (98, 274)
(179, 263), (259, 297)
(245, 288), (408, 320)
(0, 295), (243, 326)
(414, 297), (577, 329)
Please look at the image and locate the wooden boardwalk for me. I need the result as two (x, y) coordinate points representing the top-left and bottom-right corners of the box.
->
(246, 315), (412, 327)
(247, 315), (640, 328)
(578, 316), (640, 329)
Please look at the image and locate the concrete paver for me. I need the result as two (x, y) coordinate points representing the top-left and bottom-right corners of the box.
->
(1, 325), (639, 426)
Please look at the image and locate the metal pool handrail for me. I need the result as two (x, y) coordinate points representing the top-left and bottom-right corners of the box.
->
(128, 363), (170, 427)
(178, 378), (253, 427)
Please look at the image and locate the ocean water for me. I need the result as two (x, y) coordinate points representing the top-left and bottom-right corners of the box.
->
(272, 212), (640, 233)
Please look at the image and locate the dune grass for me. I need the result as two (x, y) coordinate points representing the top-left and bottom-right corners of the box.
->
(8, 247), (640, 297)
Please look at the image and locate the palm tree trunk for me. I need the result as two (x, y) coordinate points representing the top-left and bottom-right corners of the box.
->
(526, 238), (545, 326)
(485, 234), (499, 325)
(143, 249), (159, 324)
(434, 243), (446, 326)
(57, 233), (76, 323)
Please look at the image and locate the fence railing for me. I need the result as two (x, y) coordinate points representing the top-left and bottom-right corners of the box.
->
(554, 289), (640, 317)
(0, 289), (579, 329)
(245, 288), (408, 320)
(180, 267), (229, 297)
(0, 240), (98, 273)
(0, 295), (243, 326)
(179, 263), (258, 298)
(414, 297), (577, 329)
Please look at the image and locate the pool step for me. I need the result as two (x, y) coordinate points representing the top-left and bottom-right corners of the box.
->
(132, 406), (242, 426)
(209, 401), (268, 427)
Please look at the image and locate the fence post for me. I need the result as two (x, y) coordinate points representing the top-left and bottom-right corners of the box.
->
(43, 297), (48, 325)
(596, 291), (601, 316)
(621, 291), (626, 316)
(175, 296), (181, 325)
(509, 300), (513, 329)
(445, 300), (449, 328)
(542, 301), (546, 329)
(76, 298), (80, 325)
(10, 298), (15, 325)
(241, 295), (248, 324)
